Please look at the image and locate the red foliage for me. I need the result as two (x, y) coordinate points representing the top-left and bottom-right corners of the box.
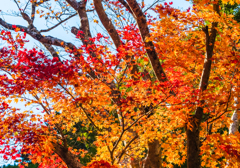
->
(220, 145), (240, 159)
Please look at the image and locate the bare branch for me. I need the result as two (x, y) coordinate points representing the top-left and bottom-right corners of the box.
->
(93, 0), (121, 48)
(66, 0), (96, 56)
(0, 18), (80, 50)
(13, 0), (21, 11)
(40, 13), (77, 33)
(13, 0), (32, 24)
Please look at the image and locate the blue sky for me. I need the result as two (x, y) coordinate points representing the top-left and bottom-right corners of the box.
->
(0, 0), (191, 166)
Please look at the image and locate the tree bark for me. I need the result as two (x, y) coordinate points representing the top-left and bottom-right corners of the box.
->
(226, 85), (240, 167)
(229, 108), (240, 135)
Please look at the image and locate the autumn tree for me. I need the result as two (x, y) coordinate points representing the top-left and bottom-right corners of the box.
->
(1, 0), (240, 168)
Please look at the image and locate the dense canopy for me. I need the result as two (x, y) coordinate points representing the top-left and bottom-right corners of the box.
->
(0, 0), (240, 168)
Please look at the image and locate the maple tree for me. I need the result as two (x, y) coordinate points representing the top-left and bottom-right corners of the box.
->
(1, 0), (240, 168)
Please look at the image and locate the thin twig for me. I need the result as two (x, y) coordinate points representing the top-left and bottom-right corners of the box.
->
(78, 105), (101, 131)
(111, 130), (125, 162)
(13, 0), (21, 11)
(143, 0), (163, 13)
(23, 0), (30, 13)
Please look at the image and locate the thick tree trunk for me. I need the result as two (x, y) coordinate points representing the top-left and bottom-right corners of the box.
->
(53, 143), (84, 168)
(129, 140), (162, 168)
(143, 140), (162, 168)
(186, 117), (202, 168)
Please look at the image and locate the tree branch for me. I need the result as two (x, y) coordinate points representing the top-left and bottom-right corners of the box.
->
(0, 18), (75, 48)
(126, 0), (167, 82)
(42, 43), (61, 61)
(23, 0), (30, 13)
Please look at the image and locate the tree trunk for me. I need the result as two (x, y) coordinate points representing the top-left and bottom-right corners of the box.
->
(143, 140), (162, 168)
(186, 117), (201, 168)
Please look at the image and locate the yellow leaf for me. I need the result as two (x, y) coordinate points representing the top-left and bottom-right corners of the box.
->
(31, 117), (37, 122)
(14, 98), (18, 103)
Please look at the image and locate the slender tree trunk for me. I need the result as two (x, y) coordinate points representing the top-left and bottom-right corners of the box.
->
(186, 2), (219, 167)
(225, 109), (240, 167)
(229, 86), (240, 135)
(229, 109), (240, 135)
